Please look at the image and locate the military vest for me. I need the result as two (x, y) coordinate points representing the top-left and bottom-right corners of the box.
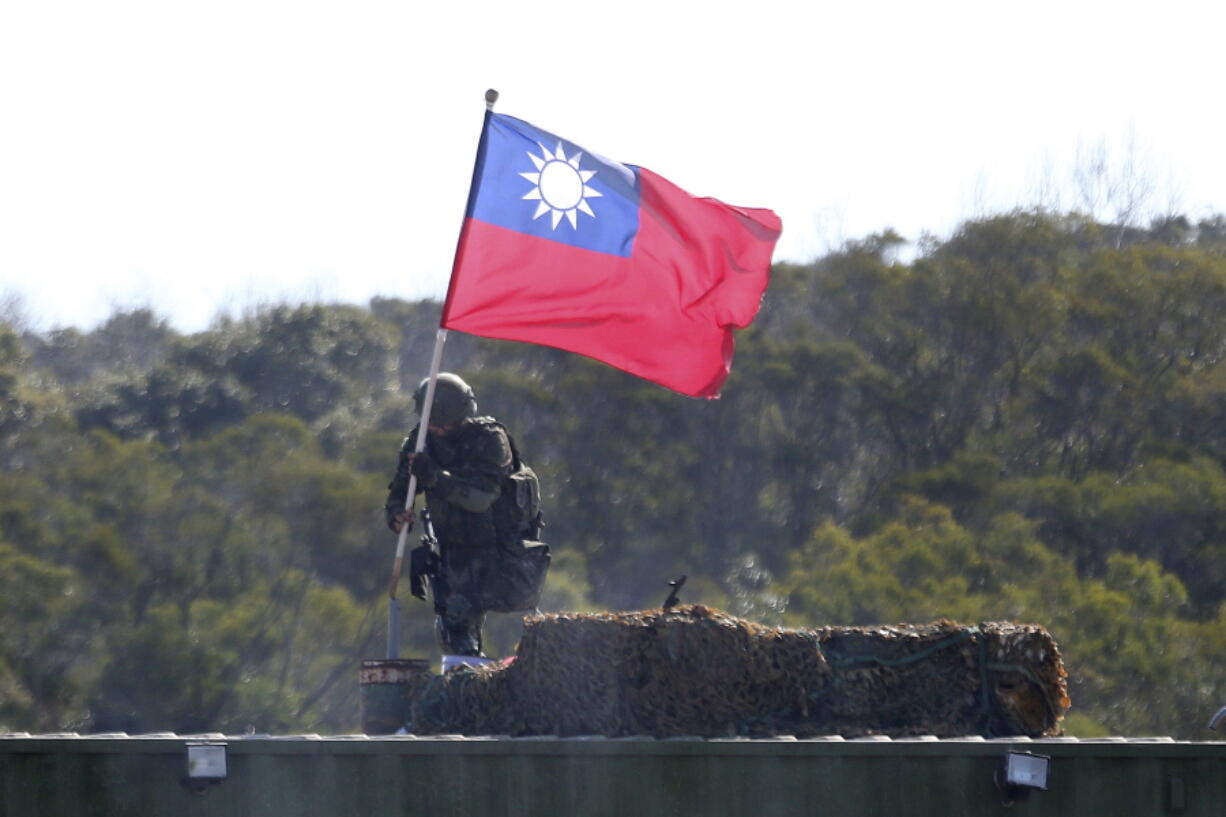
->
(426, 417), (542, 545)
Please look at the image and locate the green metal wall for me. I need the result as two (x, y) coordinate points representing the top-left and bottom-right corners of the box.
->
(2, 734), (1223, 817)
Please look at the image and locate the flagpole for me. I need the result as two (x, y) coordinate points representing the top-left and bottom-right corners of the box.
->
(385, 327), (446, 658)
(385, 89), (499, 659)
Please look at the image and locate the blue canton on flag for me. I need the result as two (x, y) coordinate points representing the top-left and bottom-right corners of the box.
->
(466, 114), (641, 258)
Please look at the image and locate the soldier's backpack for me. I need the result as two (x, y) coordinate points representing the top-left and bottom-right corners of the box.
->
(483, 421), (550, 613)
(500, 425), (543, 540)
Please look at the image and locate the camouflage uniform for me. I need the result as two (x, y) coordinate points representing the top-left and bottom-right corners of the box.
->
(385, 416), (515, 656)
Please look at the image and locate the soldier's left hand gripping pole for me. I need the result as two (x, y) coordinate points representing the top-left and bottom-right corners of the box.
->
(386, 327), (448, 659)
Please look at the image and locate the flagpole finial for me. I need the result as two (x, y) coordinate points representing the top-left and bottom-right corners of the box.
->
(485, 89), (499, 111)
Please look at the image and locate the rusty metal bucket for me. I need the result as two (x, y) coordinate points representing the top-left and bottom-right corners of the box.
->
(359, 658), (431, 734)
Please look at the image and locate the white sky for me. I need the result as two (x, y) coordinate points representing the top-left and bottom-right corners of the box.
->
(1, 0), (1224, 332)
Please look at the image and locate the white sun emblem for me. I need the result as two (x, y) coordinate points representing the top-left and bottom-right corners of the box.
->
(520, 142), (602, 229)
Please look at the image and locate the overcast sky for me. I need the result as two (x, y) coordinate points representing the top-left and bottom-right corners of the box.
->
(2, 0), (1223, 332)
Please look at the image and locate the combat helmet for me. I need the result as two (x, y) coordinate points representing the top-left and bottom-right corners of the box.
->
(414, 372), (478, 427)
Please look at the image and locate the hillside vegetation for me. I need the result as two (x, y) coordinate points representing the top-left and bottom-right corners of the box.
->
(1, 210), (1224, 737)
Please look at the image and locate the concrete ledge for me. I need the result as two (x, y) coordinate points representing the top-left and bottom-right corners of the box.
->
(1, 731), (1222, 757)
(2, 732), (1223, 817)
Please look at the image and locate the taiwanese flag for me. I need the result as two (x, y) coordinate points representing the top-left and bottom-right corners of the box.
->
(441, 112), (782, 398)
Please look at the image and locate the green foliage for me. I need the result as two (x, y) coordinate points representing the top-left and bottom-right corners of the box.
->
(25, 309), (174, 386)
(989, 456), (1226, 610)
(0, 544), (85, 731)
(75, 304), (396, 448)
(2, 210), (1224, 737)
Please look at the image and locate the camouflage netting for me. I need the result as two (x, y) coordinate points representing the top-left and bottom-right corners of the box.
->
(406, 605), (1069, 738)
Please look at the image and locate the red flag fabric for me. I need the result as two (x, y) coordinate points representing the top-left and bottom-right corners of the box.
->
(441, 112), (782, 398)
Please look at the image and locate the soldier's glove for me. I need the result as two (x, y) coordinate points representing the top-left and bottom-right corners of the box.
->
(410, 451), (439, 489)
(386, 505), (414, 534)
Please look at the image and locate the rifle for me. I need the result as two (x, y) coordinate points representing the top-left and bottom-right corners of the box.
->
(408, 507), (448, 616)
(663, 575), (687, 611)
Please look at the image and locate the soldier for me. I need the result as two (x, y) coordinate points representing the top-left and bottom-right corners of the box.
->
(385, 372), (544, 657)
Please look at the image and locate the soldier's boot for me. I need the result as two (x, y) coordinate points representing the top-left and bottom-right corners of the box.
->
(434, 613), (484, 657)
